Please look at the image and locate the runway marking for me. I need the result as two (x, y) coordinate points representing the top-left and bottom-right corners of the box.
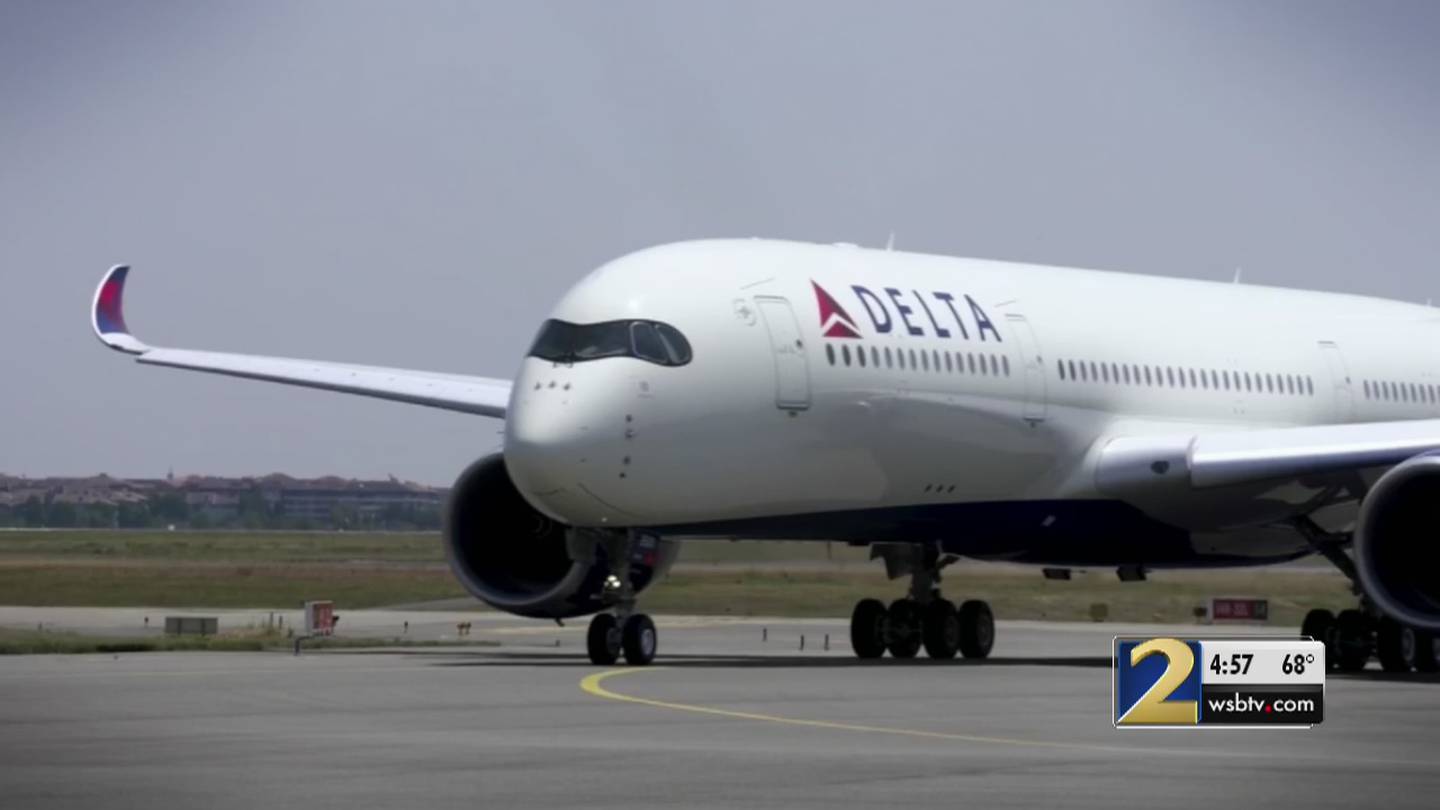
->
(580, 667), (1435, 766)
(580, 667), (1201, 757)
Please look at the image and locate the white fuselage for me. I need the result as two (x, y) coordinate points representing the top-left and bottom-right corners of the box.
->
(503, 239), (1436, 563)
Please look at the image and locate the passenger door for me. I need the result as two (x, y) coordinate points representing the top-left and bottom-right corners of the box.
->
(1318, 341), (1356, 422)
(1006, 313), (1047, 424)
(755, 296), (812, 411)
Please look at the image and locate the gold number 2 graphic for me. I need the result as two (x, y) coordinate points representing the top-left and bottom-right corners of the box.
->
(1120, 638), (1198, 725)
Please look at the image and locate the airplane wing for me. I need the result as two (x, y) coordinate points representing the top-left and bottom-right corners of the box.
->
(90, 265), (511, 418)
(1098, 419), (1440, 492)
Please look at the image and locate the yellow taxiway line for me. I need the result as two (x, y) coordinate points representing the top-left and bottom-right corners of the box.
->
(580, 666), (1190, 756)
(580, 666), (1438, 765)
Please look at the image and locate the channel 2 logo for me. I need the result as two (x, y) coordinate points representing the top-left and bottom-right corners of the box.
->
(1113, 637), (1325, 728)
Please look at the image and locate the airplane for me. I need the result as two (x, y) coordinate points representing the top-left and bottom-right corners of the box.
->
(90, 239), (1440, 671)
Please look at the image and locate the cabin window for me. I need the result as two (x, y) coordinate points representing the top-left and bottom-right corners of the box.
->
(1003, 356), (1012, 376)
(825, 344), (835, 365)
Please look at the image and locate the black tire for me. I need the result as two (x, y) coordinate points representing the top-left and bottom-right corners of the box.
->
(1377, 617), (1411, 673)
(1334, 609), (1371, 672)
(850, 598), (889, 659)
(922, 599), (960, 660)
(621, 614), (657, 665)
(1300, 608), (1335, 663)
(886, 599), (923, 659)
(587, 614), (621, 665)
(958, 599), (995, 660)
(1408, 628), (1440, 673)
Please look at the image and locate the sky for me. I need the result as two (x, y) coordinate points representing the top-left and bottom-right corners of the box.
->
(2, 1), (1438, 485)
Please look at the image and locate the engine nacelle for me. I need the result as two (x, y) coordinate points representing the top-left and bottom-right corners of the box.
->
(443, 453), (677, 619)
(1355, 454), (1440, 631)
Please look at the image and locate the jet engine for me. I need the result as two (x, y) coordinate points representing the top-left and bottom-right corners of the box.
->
(1355, 454), (1440, 631)
(443, 453), (677, 619)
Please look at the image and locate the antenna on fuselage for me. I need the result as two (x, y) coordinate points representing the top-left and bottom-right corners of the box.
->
(1232, 266), (1243, 284)
(885, 231), (896, 251)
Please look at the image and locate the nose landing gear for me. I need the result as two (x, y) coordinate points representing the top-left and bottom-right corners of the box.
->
(848, 544), (994, 661)
(584, 530), (658, 666)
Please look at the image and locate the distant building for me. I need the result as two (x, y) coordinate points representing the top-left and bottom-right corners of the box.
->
(0, 472), (447, 529)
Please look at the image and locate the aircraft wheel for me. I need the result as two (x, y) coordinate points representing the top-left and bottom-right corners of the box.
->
(958, 599), (994, 659)
(1333, 609), (1371, 672)
(886, 599), (923, 659)
(921, 599), (960, 660)
(1300, 608), (1335, 669)
(850, 598), (889, 659)
(586, 614), (621, 665)
(621, 614), (657, 665)
(1407, 627), (1440, 673)
(1376, 616), (1411, 673)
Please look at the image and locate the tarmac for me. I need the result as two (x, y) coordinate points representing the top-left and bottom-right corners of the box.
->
(1, 612), (1437, 809)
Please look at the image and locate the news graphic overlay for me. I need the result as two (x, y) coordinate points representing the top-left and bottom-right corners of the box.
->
(1113, 637), (1324, 728)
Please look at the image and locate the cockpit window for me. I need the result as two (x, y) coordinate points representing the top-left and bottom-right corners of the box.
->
(653, 323), (692, 365)
(529, 319), (692, 367)
(629, 322), (667, 364)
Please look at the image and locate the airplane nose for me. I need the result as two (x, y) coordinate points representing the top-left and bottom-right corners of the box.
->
(501, 360), (624, 521)
(504, 391), (588, 495)
(501, 359), (645, 525)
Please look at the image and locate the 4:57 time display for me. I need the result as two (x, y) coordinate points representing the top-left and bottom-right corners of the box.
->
(1209, 652), (1253, 676)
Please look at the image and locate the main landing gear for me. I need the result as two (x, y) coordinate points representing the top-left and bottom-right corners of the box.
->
(1300, 608), (1440, 674)
(849, 544), (994, 661)
(1294, 518), (1440, 674)
(584, 530), (659, 666)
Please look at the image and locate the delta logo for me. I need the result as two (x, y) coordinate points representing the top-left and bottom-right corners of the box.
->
(812, 281), (862, 338)
(810, 280), (1003, 343)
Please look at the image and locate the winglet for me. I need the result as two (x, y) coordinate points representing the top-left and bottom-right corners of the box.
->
(91, 265), (150, 354)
